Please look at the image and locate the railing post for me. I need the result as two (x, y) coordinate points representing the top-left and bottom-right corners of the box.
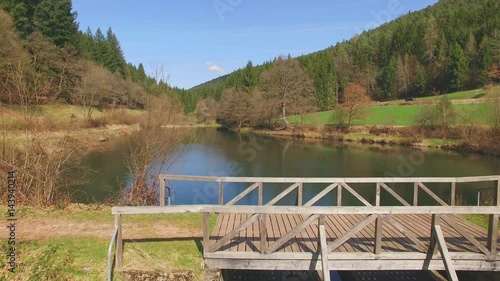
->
(218, 179), (223, 205)
(260, 213), (267, 254)
(413, 182), (419, 206)
(375, 183), (381, 207)
(318, 215), (331, 281)
(258, 182), (263, 206)
(450, 182), (456, 206)
(487, 179), (500, 255)
(374, 215), (383, 255)
(159, 178), (165, 207)
(318, 215), (326, 249)
(114, 214), (123, 268)
(429, 214), (440, 256)
(337, 182), (342, 207)
(203, 212), (210, 255)
(297, 182), (303, 206)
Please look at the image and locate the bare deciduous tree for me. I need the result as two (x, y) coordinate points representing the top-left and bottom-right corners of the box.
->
(218, 88), (251, 131)
(337, 83), (371, 128)
(195, 98), (217, 124)
(260, 56), (315, 128)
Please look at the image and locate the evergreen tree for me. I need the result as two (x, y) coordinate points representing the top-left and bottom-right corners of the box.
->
(380, 55), (397, 99)
(93, 27), (106, 64)
(465, 32), (480, 87)
(0, 0), (41, 37)
(447, 43), (468, 90)
(32, 0), (78, 46)
(105, 27), (127, 78)
(77, 27), (94, 59)
(240, 60), (258, 94)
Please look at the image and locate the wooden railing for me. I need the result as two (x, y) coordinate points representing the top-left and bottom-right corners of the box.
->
(159, 175), (500, 207)
(199, 205), (500, 253)
(110, 175), (500, 280)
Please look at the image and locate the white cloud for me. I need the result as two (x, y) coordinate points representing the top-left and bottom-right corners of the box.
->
(205, 61), (226, 74)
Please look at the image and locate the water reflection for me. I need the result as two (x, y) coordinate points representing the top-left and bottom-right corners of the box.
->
(72, 128), (500, 205)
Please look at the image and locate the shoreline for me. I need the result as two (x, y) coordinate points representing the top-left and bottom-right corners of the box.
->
(242, 126), (499, 157)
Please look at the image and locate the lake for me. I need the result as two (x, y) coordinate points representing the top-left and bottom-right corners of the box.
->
(73, 128), (500, 206)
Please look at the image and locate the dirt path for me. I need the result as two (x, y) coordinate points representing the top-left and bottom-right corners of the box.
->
(1, 219), (201, 241)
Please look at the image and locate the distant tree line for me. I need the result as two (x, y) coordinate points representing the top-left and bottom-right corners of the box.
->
(185, 0), (500, 118)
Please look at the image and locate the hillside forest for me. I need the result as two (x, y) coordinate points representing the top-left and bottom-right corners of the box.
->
(0, 0), (163, 111)
(186, 0), (500, 126)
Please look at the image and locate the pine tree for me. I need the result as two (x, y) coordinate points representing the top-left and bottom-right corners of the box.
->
(240, 60), (258, 94)
(1, 0), (41, 37)
(105, 27), (127, 78)
(93, 28), (106, 64)
(77, 27), (94, 59)
(380, 55), (397, 99)
(32, 0), (78, 46)
(465, 32), (480, 87)
(447, 43), (468, 90)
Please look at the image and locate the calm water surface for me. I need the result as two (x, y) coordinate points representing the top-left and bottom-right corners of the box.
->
(73, 128), (499, 206)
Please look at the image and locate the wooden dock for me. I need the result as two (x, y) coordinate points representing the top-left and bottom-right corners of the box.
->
(110, 175), (500, 281)
(208, 213), (499, 270)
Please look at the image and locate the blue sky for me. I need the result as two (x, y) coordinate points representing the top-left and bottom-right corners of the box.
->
(72, 0), (438, 89)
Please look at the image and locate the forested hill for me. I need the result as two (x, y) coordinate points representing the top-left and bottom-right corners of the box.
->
(0, 0), (158, 109)
(187, 0), (500, 112)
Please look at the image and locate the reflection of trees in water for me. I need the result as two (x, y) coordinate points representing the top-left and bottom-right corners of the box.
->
(281, 140), (292, 175)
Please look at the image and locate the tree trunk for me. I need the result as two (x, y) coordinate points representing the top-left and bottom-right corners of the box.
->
(282, 104), (290, 128)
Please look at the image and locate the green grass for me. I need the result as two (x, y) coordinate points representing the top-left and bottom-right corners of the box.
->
(461, 215), (491, 230)
(289, 87), (496, 127)
(386, 88), (489, 104)
(7, 205), (217, 280)
(290, 102), (489, 126)
(123, 239), (205, 278)
(2, 236), (207, 281)
(2, 237), (108, 281)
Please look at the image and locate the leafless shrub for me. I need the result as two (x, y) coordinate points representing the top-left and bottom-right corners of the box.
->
(123, 94), (188, 205)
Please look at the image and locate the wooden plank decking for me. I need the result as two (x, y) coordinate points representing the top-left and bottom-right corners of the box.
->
(211, 214), (493, 254)
(205, 213), (500, 272)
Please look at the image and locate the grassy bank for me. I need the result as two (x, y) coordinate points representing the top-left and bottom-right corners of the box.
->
(250, 126), (465, 151)
(1, 205), (216, 281)
(255, 87), (500, 156)
(288, 102), (489, 127)
(288, 87), (497, 126)
(0, 104), (147, 151)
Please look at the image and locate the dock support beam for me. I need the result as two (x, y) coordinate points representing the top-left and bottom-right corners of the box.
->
(374, 215), (383, 255)
(318, 215), (330, 281)
(260, 214), (267, 254)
